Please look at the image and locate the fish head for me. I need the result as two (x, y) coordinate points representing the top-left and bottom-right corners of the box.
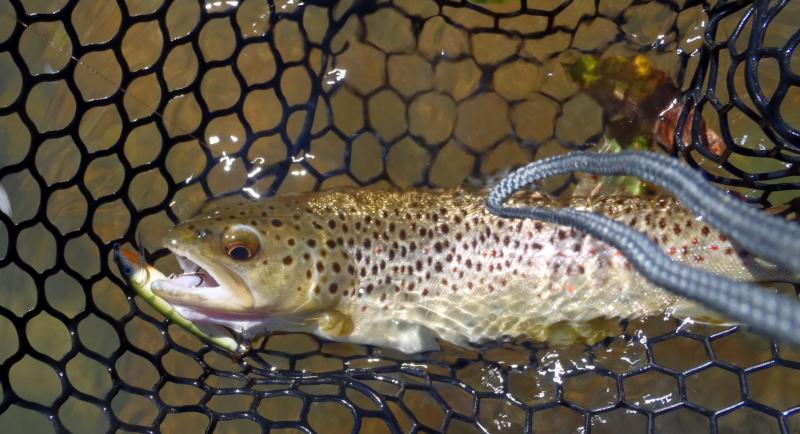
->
(153, 197), (355, 318)
(114, 244), (151, 288)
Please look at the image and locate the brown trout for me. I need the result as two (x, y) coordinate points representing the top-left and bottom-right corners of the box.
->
(152, 188), (780, 353)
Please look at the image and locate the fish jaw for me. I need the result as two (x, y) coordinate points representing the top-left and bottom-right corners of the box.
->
(171, 304), (320, 339)
(152, 280), (247, 310)
(151, 247), (256, 312)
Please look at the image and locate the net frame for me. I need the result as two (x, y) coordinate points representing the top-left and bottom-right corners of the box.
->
(0, 0), (799, 433)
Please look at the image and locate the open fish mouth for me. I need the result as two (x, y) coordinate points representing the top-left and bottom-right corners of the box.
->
(156, 255), (220, 289)
(176, 255), (220, 287)
(149, 247), (256, 312)
(151, 252), (264, 325)
(150, 254), (232, 304)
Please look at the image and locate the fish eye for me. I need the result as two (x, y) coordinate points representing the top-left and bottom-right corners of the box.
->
(123, 266), (133, 276)
(227, 244), (253, 261)
(223, 225), (261, 261)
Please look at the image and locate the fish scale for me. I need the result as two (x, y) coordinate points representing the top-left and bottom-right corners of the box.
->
(159, 188), (779, 353)
(301, 189), (760, 351)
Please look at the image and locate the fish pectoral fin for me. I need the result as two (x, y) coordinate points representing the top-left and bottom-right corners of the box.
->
(317, 310), (354, 337)
(671, 300), (733, 326)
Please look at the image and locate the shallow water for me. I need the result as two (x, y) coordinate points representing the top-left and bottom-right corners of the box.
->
(1, 0), (799, 433)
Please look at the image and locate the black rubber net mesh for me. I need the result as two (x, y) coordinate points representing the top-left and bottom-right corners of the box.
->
(1, 0), (800, 433)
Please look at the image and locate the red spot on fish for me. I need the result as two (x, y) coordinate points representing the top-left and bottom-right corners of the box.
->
(668, 247), (676, 255)
(692, 238), (699, 245)
(711, 244), (719, 251)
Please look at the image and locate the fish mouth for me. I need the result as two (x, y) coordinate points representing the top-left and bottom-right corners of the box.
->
(151, 251), (255, 311)
(173, 255), (220, 287)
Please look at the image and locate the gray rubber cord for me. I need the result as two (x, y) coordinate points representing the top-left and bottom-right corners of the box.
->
(486, 151), (800, 345)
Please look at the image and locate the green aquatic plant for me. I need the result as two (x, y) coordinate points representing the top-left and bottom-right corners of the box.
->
(565, 53), (727, 157)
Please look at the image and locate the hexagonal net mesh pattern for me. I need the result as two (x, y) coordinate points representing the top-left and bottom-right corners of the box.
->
(1, 0), (799, 433)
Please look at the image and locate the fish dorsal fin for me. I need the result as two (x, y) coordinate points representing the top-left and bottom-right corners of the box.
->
(569, 139), (669, 199)
(463, 168), (515, 192)
(570, 171), (649, 199)
(461, 169), (560, 207)
(460, 139), (655, 205)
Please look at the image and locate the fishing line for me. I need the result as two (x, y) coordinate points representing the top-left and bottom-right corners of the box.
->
(0, 6), (209, 143)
